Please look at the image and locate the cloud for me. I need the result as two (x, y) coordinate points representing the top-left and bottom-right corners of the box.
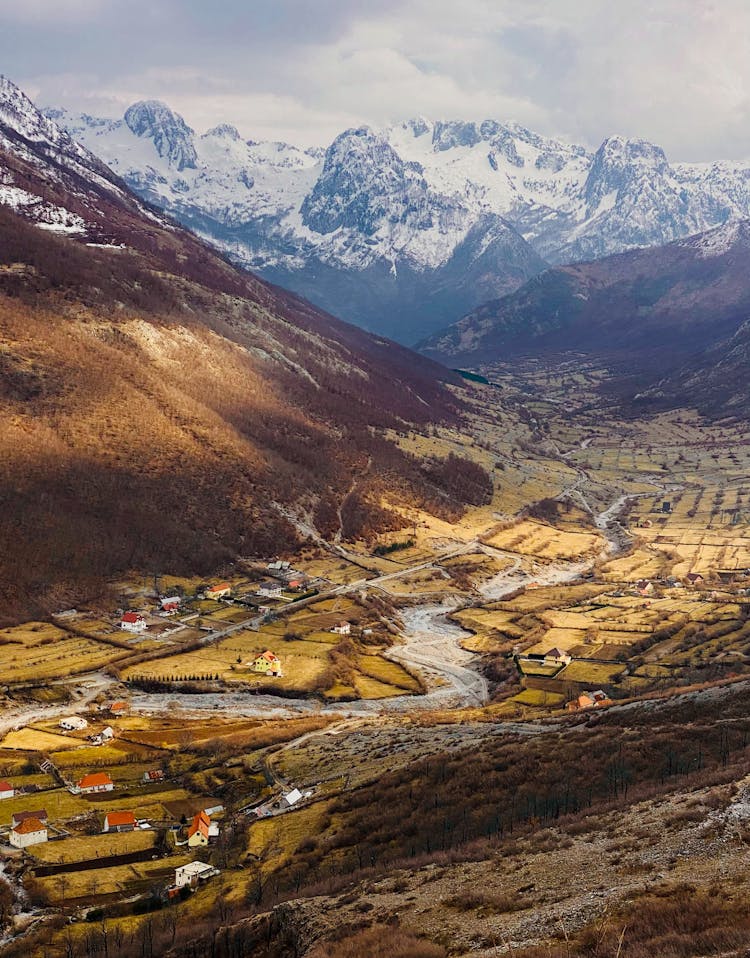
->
(3, 0), (750, 159)
(0, 0), (112, 24)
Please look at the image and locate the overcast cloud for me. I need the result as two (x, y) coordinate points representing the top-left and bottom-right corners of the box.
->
(1, 0), (748, 160)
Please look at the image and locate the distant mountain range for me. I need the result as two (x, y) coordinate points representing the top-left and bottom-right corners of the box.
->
(47, 100), (750, 343)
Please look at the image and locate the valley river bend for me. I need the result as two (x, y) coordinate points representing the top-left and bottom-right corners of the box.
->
(0, 493), (633, 733)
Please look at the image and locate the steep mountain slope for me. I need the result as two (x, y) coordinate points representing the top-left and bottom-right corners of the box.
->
(0, 77), (488, 621)
(637, 316), (750, 418)
(420, 219), (750, 374)
(48, 100), (750, 344)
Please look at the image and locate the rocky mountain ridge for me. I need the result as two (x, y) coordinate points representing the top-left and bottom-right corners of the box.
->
(43, 95), (750, 341)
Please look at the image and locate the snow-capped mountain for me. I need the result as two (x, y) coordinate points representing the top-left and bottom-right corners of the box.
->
(44, 97), (750, 343)
(46, 104), (546, 342)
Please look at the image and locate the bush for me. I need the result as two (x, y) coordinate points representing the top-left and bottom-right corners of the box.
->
(308, 925), (446, 958)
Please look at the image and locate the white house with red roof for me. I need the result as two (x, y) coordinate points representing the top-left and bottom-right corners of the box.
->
(10, 817), (47, 848)
(120, 611), (147, 633)
(78, 772), (114, 794)
(0, 780), (14, 800)
(103, 810), (136, 833)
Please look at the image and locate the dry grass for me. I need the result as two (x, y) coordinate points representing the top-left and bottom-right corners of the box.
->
(29, 829), (157, 863)
(0, 622), (120, 682)
(0, 727), (76, 751)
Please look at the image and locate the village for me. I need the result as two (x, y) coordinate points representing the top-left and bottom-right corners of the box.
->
(0, 377), (749, 953)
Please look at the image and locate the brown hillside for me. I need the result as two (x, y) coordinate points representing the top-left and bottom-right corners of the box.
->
(0, 202), (485, 621)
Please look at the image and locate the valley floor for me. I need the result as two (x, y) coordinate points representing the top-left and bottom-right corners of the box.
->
(2, 364), (750, 957)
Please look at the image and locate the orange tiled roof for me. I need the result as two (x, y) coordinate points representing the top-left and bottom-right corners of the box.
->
(188, 810), (210, 839)
(79, 772), (113, 789)
(105, 811), (135, 828)
(13, 817), (45, 835)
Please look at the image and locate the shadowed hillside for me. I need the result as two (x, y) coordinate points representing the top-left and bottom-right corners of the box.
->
(0, 172), (488, 619)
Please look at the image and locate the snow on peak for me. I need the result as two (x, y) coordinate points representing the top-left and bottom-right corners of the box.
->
(205, 123), (242, 141)
(0, 75), (83, 156)
(124, 100), (197, 170)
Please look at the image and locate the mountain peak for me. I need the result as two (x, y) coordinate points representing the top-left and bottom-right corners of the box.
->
(595, 134), (669, 168)
(584, 134), (670, 214)
(124, 99), (197, 170)
(205, 123), (241, 141)
(431, 120), (482, 152)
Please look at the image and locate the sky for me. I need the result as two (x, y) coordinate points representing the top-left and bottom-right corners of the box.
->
(1, 0), (749, 160)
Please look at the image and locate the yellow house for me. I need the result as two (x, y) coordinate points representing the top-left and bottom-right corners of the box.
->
(187, 810), (210, 847)
(250, 650), (282, 676)
(205, 582), (231, 600)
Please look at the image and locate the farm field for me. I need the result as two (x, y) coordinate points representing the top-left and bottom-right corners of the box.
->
(0, 621), (125, 683)
(484, 519), (601, 561)
(36, 854), (191, 903)
(120, 597), (420, 700)
(0, 785), (193, 826)
(29, 829), (157, 863)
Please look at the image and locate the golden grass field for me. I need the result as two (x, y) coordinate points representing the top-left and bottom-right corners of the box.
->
(36, 854), (191, 902)
(0, 621), (123, 682)
(247, 801), (332, 881)
(0, 727), (77, 751)
(483, 519), (602, 561)
(0, 784), (193, 826)
(29, 829), (157, 863)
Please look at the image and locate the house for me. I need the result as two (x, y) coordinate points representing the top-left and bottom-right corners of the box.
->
(330, 622), (351, 636)
(59, 716), (88, 731)
(187, 810), (211, 847)
(205, 582), (232, 600)
(635, 579), (654, 595)
(78, 772), (114, 794)
(567, 689), (611, 711)
(120, 611), (147, 633)
(174, 861), (219, 889)
(142, 769), (165, 784)
(250, 650), (282, 677)
(109, 700), (129, 714)
(283, 788), (303, 807)
(543, 648), (572, 666)
(0, 781), (14, 800)
(159, 595), (181, 613)
(12, 809), (47, 828)
(103, 810), (136, 833)
(257, 580), (283, 599)
(9, 817), (47, 849)
(686, 572), (705, 586)
(285, 575), (308, 591)
(90, 725), (115, 747)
